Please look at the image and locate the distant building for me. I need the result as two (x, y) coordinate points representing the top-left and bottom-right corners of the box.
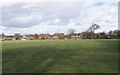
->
(0, 34), (15, 40)
(52, 33), (59, 39)
(0, 32), (84, 41)
(22, 34), (52, 40)
(5, 36), (15, 40)
(52, 36), (59, 39)
(71, 33), (82, 39)
(39, 34), (51, 39)
(22, 34), (35, 40)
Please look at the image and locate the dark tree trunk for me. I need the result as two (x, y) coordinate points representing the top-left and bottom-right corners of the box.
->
(91, 32), (94, 39)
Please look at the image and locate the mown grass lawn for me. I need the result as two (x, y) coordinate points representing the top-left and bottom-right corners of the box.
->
(2, 39), (118, 73)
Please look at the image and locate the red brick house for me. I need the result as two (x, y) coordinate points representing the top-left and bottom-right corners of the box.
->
(22, 34), (35, 40)
(39, 34), (51, 39)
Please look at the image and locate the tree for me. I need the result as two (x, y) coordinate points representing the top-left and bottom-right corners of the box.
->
(98, 32), (108, 39)
(85, 31), (92, 39)
(34, 34), (39, 39)
(64, 35), (71, 39)
(108, 30), (120, 39)
(113, 30), (119, 39)
(108, 31), (113, 39)
(14, 33), (21, 40)
(68, 28), (75, 34)
(41, 36), (45, 40)
(118, 30), (120, 39)
(81, 31), (92, 39)
(87, 24), (100, 39)
(1, 33), (5, 40)
(58, 33), (65, 39)
(68, 28), (76, 39)
(2, 33), (5, 38)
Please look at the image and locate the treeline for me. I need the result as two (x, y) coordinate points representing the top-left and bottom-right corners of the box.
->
(1, 24), (120, 40)
(68, 24), (120, 39)
(81, 30), (120, 39)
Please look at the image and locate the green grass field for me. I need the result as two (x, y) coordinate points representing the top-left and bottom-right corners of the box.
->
(2, 39), (118, 73)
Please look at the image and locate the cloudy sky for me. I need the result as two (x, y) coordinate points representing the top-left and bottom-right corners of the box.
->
(0, 0), (119, 35)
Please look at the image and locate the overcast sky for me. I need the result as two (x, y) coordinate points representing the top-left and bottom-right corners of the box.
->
(0, 0), (119, 35)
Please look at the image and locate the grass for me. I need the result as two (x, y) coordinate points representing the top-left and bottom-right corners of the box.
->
(2, 39), (118, 73)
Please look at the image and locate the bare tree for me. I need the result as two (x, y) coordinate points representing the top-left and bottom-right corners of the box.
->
(68, 28), (76, 39)
(68, 28), (75, 35)
(87, 24), (100, 39)
(108, 31), (113, 38)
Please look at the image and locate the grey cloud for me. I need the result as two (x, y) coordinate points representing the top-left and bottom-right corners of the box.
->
(2, 2), (118, 35)
(2, 2), (84, 28)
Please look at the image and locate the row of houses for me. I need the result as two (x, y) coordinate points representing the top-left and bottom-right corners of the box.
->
(0, 33), (82, 41)
(22, 34), (59, 40)
(0, 35), (15, 40)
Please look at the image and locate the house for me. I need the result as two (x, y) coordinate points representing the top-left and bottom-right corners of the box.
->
(0, 33), (6, 40)
(52, 33), (59, 39)
(0, 33), (15, 40)
(39, 34), (51, 40)
(52, 36), (59, 39)
(5, 36), (15, 40)
(22, 34), (51, 40)
(71, 33), (82, 39)
(22, 34), (35, 40)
